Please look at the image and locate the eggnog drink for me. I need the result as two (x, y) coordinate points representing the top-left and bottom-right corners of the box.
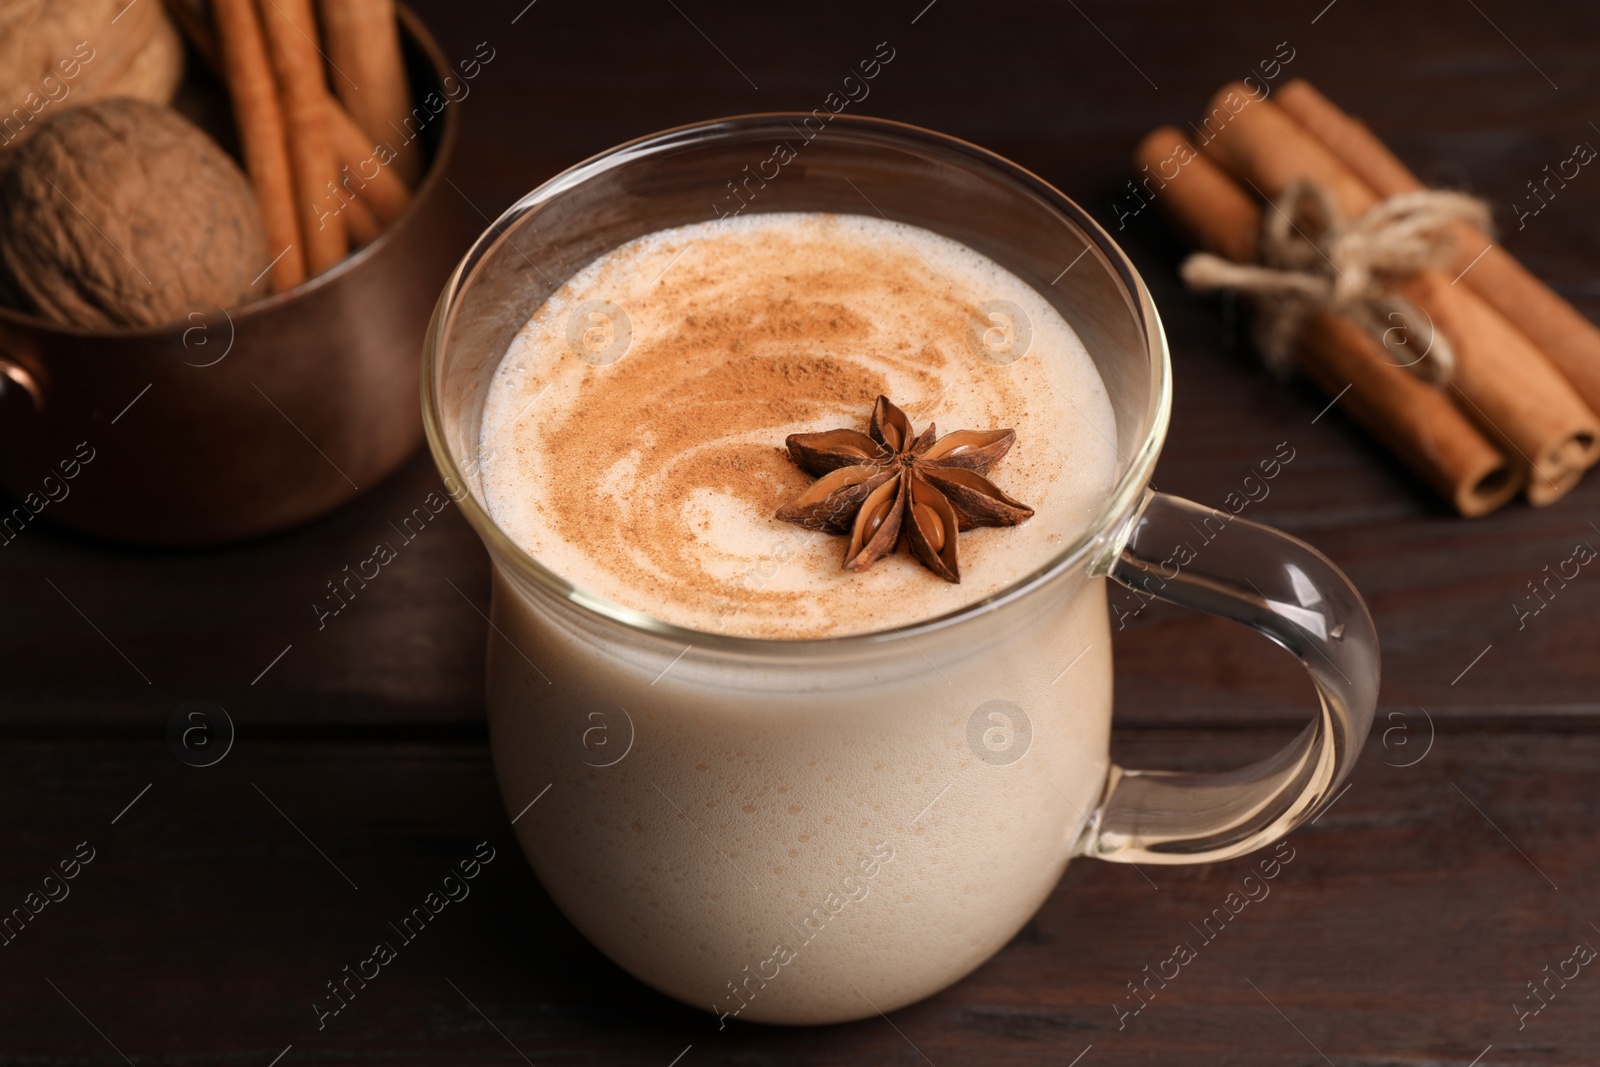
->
(476, 212), (1121, 1023)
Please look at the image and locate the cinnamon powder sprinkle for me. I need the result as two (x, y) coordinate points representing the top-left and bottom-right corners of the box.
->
(478, 214), (1118, 638)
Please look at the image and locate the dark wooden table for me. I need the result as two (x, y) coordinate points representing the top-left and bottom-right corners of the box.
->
(6, 1), (1600, 1063)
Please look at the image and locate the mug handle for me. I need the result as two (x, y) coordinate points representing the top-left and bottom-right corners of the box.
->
(1079, 489), (1379, 865)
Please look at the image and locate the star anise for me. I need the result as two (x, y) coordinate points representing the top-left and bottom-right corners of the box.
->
(774, 396), (1034, 582)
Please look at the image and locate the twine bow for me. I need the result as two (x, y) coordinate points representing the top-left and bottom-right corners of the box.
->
(1180, 181), (1492, 385)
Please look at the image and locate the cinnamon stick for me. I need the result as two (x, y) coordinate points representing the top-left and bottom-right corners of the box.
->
(257, 0), (346, 275)
(1273, 81), (1419, 204)
(1406, 271), (1588, 503)
(320, 0), (421, 188)
(1298, 312), (1522, 515)
(213, 0), (305, 292)
(1140, 127), (1260, 265)
(1138, 127), (1520, 516)
(1277, 78), (1600, 439)
(166, 2), (409, 237)
(327, 101), (412, 225)
(1198, 85), (1600, 505)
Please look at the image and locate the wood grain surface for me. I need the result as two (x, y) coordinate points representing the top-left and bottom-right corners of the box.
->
(0, 730), (1593, 1065)
(4, 0), (1600, 1062)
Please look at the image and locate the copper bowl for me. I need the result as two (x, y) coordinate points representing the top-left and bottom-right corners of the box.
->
(0, 8), (472, 547)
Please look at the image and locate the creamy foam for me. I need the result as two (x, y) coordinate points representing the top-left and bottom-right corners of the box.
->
(479, 212), (1117, 638)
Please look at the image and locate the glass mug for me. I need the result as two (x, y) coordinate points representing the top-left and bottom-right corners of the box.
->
(422, 115), (1379, 1026)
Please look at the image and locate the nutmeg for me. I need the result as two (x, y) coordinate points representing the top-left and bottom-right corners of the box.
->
(0, 0), (184, 153)
(0, 98), (268, 329)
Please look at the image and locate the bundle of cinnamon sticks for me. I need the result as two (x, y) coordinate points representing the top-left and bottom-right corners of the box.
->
(1137, 79), (1600, 516)
(164, 0), (418, 293)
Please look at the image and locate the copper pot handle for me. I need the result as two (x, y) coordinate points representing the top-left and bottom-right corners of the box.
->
(0, 356), (44, 412)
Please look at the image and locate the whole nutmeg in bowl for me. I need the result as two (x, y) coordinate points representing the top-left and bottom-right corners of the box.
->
(0, 97), (267, 327)
(0, 0), (185, 154)
(0, 8), (473, 547)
